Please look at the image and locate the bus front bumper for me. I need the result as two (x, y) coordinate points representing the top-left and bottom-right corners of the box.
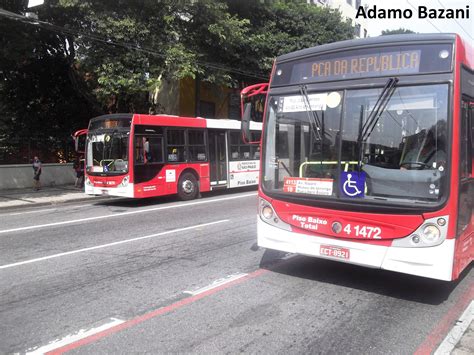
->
(85, 184), (134, 198)
(257, 218), (455, 281)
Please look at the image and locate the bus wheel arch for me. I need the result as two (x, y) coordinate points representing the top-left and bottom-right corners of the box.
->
(177, 169), (200, 200)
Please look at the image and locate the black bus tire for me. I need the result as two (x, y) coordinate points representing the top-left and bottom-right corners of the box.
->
(178, 172), (199, 200)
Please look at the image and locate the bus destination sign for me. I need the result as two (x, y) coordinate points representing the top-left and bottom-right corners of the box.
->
(272, 44), (453, 86)
(291, 50), (421, 83)
(310, 50), (421, 80)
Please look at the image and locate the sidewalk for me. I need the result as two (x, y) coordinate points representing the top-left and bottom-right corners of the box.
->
(0, 185), (113, 210)
(451, 311), (474, 355)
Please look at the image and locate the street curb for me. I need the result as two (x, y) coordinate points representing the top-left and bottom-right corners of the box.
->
(434, 301), (474, 355)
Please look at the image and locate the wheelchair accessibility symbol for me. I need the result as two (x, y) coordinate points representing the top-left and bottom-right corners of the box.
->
(340, 172), (365, 198)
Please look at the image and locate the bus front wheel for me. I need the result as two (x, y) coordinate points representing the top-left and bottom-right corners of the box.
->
(178, 172), (199, 200)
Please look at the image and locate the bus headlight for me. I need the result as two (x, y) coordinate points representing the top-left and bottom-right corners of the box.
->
(392, 216), (448, 248)
(421, 225), (440, 243)
(259, 198), (291, 231)
(262, 205), (273, 219)
(118, 175), (129, 187)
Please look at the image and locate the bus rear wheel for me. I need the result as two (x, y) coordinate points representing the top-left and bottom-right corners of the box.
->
(178, 172), (199, 200)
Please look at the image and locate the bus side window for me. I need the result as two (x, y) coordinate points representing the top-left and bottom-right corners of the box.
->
(135, 137), (145, 163)
(461, 101), (472, 177)
(470, 101), (474, 176)
(252, 146), (260, 159)
(188, 130), (206, 162)
(230, 132), (241, 160)
(230, 131), (259, 160)
(241, 145), (251, 159)
(167, 129), (186, 162)
(148, 136), (163, 163)
(251, 132), (261, 159)
(135, 135), (163, 164)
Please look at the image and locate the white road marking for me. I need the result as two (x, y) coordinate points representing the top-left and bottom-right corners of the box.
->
(25, 317), (125, 354)
(0, 192), (256, 235)
(0, 219), (229, 270)
(183, 273), (248, 296)
(434, 300), (474, 355)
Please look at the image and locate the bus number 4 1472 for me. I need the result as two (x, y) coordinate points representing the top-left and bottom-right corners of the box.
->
(343, 224), (382, 239)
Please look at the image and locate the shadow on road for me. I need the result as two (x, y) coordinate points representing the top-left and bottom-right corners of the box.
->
(259, 249), (472, 305)
(92, 186), (257, 209)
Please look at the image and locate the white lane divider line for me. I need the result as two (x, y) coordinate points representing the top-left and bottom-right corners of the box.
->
(0, 220), (229, 270)
(25, 317), (125, 355)
(434, 300), (474, 355)
(183, 273), (248, 296)
(0, 192), (256, 235)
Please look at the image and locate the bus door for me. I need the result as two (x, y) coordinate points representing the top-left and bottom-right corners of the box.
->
(209, 130), (228, 186)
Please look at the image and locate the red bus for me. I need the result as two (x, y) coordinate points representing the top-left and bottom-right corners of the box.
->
(242, 34), (473, 281)
(84, 114), (261, 200)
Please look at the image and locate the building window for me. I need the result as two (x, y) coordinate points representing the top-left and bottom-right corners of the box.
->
(364, 29), (368, 38)
(346, 0), (352, 6)
(355, 0), (361, 8)
(200, 101), (215, 119)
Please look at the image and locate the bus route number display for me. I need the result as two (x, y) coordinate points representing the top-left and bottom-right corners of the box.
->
(309, 50), (421, 81)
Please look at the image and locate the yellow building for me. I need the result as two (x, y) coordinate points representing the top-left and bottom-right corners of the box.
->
(151, 77), (241, 120)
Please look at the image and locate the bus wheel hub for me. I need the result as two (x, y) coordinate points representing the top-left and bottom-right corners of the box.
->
(182, 180), (194, 194)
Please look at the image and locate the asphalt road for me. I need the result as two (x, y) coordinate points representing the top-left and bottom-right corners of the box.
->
(0, 188), (472, 354)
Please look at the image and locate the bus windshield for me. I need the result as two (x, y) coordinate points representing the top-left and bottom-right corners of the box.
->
(86, 131), (129, 174)
(263, 84), (449, 205)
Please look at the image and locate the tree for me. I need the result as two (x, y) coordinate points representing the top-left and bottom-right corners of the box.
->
(381, 28), (415, 35)
(0, 0), (99, 163)
(0, 0), (355, 163)
(225, 0), (354, 84)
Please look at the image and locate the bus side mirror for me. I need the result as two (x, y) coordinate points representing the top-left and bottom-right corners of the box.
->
(72, 128), (88, 154)
(240, 82), (268, 145)
(242, 102), (252, 144)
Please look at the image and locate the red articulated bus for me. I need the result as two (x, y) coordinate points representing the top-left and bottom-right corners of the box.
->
(241, 34), (473, 281)
(84, 114), (261, 200)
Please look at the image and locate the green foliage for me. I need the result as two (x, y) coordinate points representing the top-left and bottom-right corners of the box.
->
(0, 0), (98, 163)
(225, 0), (354, 81)
(381, 28), (416, 35)
(0, 0), (355, 162)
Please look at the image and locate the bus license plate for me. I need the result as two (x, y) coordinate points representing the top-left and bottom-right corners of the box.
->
(101, 190), (109, 195)
(320, 245), (350, 260)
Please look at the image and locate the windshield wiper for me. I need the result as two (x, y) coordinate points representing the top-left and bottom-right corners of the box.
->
(299, 85), (322, 142)
(357, 77), (399, 166)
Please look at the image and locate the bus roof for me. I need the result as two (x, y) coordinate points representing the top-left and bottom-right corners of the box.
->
(276, 33), (458, 63)
(89, 113), (262, 131)
(134, 114), (262, 131)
